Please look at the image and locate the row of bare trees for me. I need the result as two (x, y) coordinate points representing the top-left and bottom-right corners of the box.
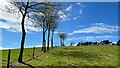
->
(29, 2), (60, 52)
(5, 1), (67, 63)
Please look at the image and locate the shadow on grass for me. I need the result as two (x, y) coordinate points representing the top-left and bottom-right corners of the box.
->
(51, 50), (101, 61)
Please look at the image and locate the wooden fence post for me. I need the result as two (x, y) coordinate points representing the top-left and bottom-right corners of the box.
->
(7, 49), (11, 68)
(33, 47), (35, 59)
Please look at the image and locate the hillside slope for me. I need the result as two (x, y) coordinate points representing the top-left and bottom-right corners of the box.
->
(24, 46), (118, 66)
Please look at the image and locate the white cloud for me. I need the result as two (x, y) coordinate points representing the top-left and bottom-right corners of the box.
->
(66, 5), (73, 11)
(71, 3), (86, 21)
(0, 0), (42, 33)
(54, 31), (59, 34)
(58, 10), (71, 21)
(0, 44), (58, 50)
(66, 37), (79, 41)
(74, 17), (77, 20)
(76, 2), (86, 7)
(76, 3), (81, 5)
(0, 46), (14, 50)
(58, 5), (73, 21)
(67, 35), (118, 41)
(58, 10), (67, 20)
(0, 44), (42, 50)
(58, 3), (85, 21)
(69, 23), (118, 35)
(113, 42), (117, 44)
(77, 25), (85, 28)
(73, 16), (80, 20)
(76, 2), (86, 14)
(79, 10), (82, 14)
(0, 21), (42, 33)
(25, 44), (42, 48)
(0, 0), (21, 23)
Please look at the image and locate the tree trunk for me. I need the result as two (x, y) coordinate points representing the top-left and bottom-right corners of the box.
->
(51, 31), (54, 48)
(47, 25), (50, 50)
(63, 39), (64, 46)
(7, 49), (11, 68)
(42, 28), (46, 52)
(60, 38), (62, 46)
(18, 13), (26, 62)
(42, 28), (44, 51)
(18, 2), (29, 62)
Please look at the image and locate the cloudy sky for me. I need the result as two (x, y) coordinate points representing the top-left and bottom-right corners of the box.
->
(0, 1), (119, 49)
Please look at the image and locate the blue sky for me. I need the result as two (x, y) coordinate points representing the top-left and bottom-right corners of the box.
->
(0, 2), (119, 49)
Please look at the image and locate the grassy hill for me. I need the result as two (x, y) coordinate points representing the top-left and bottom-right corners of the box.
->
(25, 46), (118, 66)
(1, 46), (118, 67)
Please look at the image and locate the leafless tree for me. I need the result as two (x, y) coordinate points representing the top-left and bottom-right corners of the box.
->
(5, 0), (48, 62)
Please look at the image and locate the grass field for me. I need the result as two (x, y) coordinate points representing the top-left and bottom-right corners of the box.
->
(1, 47), (41, 66)
(1, 46), (119, 67)
(25, 46), (118, 66)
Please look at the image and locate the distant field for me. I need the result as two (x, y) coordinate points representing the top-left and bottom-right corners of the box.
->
(1, 46), (119, 67)
(25, 46), (118, 66)
(1, 47), (41, 66)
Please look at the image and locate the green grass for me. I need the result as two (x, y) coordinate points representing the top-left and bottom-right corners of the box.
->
(25, 46), (118, 66)
(1, 46), (119, 67)
(1, 47), (41, 66)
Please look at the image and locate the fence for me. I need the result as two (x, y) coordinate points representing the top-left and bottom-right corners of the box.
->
(2, 47), (36, 67)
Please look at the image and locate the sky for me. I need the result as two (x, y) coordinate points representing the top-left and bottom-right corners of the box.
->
(0, 1), (119, 49)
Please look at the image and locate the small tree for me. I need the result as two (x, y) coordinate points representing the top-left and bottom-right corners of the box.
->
(58, 32), (67, 46)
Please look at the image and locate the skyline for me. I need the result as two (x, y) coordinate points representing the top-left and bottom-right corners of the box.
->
(0, 1), (119, 49)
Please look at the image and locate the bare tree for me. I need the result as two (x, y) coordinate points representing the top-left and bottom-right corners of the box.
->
(58, 32), (67, 46)
(5, 0), (47, 62)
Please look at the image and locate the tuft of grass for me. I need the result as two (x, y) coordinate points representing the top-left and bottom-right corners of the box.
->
(1, 47), (41, 66)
